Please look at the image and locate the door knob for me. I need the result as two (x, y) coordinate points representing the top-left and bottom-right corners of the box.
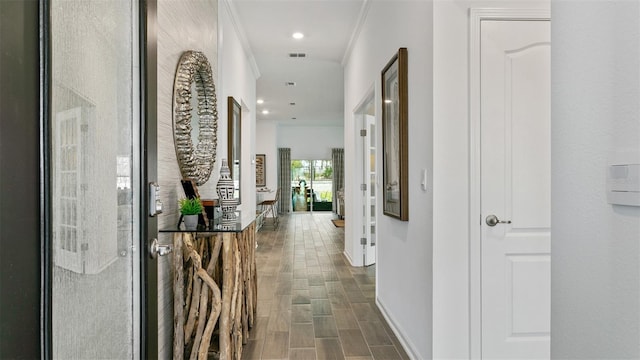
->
(149, 238), (173, 258)
(485, 214), (511, 227)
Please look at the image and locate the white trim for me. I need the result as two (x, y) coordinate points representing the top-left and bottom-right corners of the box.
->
(220, 0), (261, 79)
(341, 0), (371, 66)
(352, 83), (375, 114)
(344, 84), (376, 269)
(468, 8), (550, 359)
(376, 297), (420, 360)
(342, 249), (357, 267)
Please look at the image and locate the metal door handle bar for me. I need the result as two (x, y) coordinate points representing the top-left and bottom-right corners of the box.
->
(149, 238), (173, 258)
(485, 214), (511, 227)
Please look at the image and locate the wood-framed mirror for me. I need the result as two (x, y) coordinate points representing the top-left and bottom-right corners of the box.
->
(172, 50), (218, 185)
(227, 96), (241, 204)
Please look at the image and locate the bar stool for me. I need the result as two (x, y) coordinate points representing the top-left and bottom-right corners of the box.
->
(258, 188), (280, 227)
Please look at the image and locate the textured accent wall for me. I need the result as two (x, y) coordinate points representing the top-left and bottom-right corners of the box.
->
(157, 0), (218, 357)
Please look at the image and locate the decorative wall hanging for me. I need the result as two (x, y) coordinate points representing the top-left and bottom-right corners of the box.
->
(381, 47), (409, 221)
(255, 154), (266, 187)
(172, 50), (218, 185)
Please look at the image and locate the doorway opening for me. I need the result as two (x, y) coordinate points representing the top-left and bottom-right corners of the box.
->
(353, 86), (377, 267)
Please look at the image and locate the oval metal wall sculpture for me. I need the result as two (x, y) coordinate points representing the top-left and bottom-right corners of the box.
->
(172, 50), (218, 185)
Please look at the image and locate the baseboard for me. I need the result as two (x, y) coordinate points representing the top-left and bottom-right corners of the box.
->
(376, 297), (421, 360)
(342, 250), (357, 267)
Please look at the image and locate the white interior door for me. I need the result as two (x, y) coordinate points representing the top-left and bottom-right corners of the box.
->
(363, 114), (377, 266)
(480, 19), (551, 359)
(54, 107), (83, 274)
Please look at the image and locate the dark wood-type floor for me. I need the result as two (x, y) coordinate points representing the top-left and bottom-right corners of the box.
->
(242, 212), (410, 360)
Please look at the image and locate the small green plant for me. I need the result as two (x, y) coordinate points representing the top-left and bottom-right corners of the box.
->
(179, 197), (203, 215)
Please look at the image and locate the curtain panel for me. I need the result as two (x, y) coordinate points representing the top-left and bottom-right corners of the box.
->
(278, 148), (291, 213)
(331, 148), (344, 213)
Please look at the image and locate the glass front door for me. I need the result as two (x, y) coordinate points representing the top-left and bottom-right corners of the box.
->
(291, 160), (333, 212)
(50, 1), (141, 358)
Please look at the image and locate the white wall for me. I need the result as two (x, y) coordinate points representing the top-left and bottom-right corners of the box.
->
(256, 120), (279, 192)
(254, 123), (343, 203)
(551, 1), (640, 358)
(278, 125), (344, 160)
(219, 0), (259, 215)
(432, 1), (549, 358)
(344, 2), (433, 358)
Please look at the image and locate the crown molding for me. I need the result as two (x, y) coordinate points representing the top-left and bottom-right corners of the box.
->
(341, 0), (371, 66)
(220, 0), (261, 79)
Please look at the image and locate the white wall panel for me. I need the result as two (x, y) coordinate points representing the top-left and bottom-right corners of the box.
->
(343, 2), (433, 358)
(256, 121), (279, 191)
(551, 1), (640, 358)
(278, 125), (344, 160)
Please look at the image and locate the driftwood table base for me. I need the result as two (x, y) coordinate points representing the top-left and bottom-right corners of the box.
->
(173, 222), (257, 360)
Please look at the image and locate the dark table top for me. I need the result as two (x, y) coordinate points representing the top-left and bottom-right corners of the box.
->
(159, 211), (255, 233)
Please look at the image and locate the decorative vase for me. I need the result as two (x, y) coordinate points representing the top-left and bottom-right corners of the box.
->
(220, 211), (237, 230)
(216, 159), (237, 214)
(183, 214), (199, 230)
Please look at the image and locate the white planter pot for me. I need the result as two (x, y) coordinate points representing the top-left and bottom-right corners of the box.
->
(183, 214), (199, 230)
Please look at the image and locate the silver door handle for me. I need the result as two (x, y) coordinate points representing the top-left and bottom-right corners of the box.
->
(149, 238), (173, 258)
(485, 214), (511, 227)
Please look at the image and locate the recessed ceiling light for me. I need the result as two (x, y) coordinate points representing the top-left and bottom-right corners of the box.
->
(292, 32), (304, 40)
(384, 99), (393, 104)
(257, 99), (264, 104)
(262, 110), (269, 115)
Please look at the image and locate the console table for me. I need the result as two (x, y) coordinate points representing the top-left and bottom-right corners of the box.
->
(160, 212), (257, 360)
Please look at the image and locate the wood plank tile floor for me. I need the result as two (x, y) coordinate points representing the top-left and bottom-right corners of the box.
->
(242, 213), (410, 360)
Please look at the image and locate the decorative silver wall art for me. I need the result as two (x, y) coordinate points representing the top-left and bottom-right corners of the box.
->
(172, 50), (218, 185)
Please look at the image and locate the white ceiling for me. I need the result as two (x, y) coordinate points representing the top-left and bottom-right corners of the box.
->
(230, 0), (366, 126)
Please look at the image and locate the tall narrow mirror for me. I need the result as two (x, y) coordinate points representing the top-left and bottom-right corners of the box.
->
(228, 97), (241, 204)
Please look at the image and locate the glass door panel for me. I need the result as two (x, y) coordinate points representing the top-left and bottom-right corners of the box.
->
(311, 160), (333, 211)
(291, 160), (311, 212)
(51, 1), (140, 358)
(291, 159), (333, 212)
(363, 114), (377, 266)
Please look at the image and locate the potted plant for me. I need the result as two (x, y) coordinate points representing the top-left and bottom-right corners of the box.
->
(179, 197), (203, 230)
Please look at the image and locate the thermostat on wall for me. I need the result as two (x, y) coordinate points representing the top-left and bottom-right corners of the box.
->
(607, 163), (640, 206)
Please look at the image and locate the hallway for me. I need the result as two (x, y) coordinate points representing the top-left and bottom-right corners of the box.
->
(243, 213), (409, 360)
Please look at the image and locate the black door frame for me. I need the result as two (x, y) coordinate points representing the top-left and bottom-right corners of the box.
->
(0, 0), (159, 358)
(140, 0), (159, 358)
(0, 1), (43, 358)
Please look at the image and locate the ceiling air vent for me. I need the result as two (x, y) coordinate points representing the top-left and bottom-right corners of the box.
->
(285, 81), (296, 87)
(288, 53), (307, 58)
